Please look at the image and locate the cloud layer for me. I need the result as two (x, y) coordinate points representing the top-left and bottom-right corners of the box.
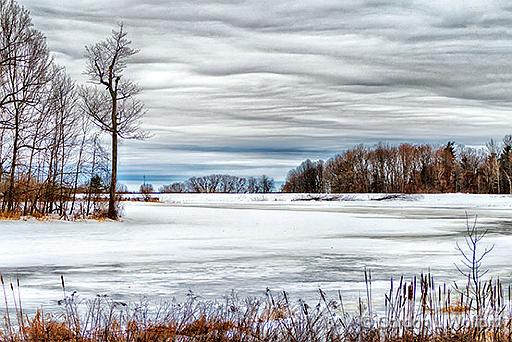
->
(20, 0), (512, 188)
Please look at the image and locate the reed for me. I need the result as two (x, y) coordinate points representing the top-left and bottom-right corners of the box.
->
(0, 271), (509, 341)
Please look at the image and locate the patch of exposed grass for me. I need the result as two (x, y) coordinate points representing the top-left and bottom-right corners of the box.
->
(0, 211), (21, 220)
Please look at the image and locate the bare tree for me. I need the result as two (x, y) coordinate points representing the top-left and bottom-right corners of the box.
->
(0, 0), (34, 107)
(455, 214), (495, 316)
(0, 1), (52, 212)
(258, 175), (274, 193)
(186, 175), (222, 193)
(247, 177), (258, 193)
(82, 23), (146, 219)
(159, 182), (186, 193)
(140, 182), (154, 201)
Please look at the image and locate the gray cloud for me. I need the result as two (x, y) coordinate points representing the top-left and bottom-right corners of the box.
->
(19, 0), (512, 188)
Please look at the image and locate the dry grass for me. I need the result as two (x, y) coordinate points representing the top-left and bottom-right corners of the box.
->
(0, 211), (49, 221)
(0, 201), (118, 222)
(0, 273), (510, 341)
(0, 211), (21, 220)
(0, 211), (103, 222)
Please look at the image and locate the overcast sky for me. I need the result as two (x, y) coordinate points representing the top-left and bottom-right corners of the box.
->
(20, 0), (512, 188)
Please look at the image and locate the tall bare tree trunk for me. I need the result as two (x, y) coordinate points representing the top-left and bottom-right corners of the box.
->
(70, 126), (87, 216)
(108, 96), (118, 219)
(23, 129), (38, 215)
(86, 147), (96, 216)
(6, 112), (19, 212)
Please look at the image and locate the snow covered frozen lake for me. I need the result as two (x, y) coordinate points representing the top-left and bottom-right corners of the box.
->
(1, 193), (512, 311)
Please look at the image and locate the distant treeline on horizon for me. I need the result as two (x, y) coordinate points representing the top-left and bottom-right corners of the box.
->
(148, 174), (275, 194)
(152, 137), (512, 195)
(282, 138), (512, 194)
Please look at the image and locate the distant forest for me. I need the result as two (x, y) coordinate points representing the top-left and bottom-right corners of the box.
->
(156, 175), (275, 194)
(282, 139), (512, 194)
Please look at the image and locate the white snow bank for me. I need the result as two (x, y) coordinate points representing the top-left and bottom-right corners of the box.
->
(147, 192), (512, 210)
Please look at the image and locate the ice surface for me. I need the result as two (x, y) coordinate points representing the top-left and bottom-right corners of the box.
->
(1, 193), (512, 311)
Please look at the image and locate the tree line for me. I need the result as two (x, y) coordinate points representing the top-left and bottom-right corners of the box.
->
(0, 0), (145, 219)
(157, 174), (275, 193)
(283, 138), (512, 194)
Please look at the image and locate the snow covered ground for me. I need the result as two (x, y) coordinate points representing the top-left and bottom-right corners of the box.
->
(1, 193), (512, 311)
